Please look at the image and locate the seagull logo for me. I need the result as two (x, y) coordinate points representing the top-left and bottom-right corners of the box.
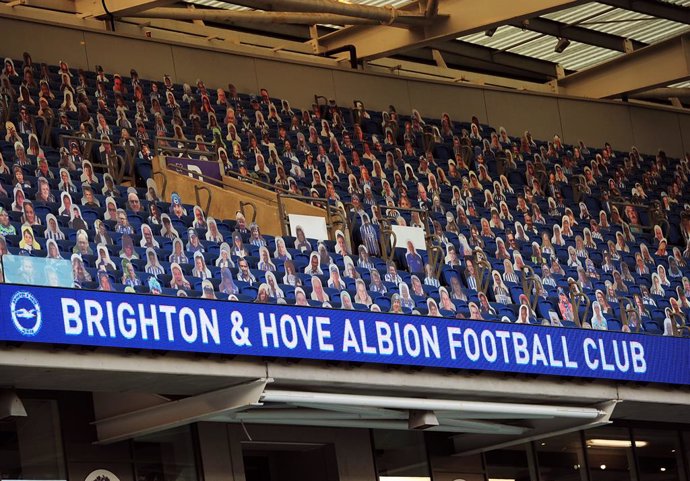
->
(14, 308), (36, 319)
(10, 291), (42, 336)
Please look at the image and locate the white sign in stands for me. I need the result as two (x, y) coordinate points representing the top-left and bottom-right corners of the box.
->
(391, 225), (426, 250)
(288, 214), (329, 242)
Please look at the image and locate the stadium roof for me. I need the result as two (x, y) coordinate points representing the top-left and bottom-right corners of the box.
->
(186, 0), (690, 72)
(3, 0), (690, 103)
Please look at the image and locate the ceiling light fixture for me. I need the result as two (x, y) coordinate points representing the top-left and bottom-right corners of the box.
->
(587, 439), (648, 448)
(554, 37), (571, 53)
(485, 27), (497, 37)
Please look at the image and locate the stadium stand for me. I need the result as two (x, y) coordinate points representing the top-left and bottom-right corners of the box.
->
(7, 0), (690, 477)
(1, 53), (689, 335)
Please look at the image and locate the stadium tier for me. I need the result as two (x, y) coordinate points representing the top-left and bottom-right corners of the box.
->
(1, 55), (689, 335)
(5, 0), (690, 475)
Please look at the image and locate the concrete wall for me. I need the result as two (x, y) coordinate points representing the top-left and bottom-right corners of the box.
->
(1, 16), (689, 157)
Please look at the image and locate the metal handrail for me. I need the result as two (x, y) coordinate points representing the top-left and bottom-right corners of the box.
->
(225, 169), (290, 194)
(60, 134), (120, 179)
(572, 291), (591, 328)
(670, 311), (689, 337)
(570, 174), (587, 204)
(0, 95), (10, 124)
(566, 280), (591, 327)
(154, 135), (291, 195)
(276, 192), (347, 242)
(521, 264), (539, 313)
(426, 238), (444, 280)
(494, 150), (507, 177)
(378, 217), (397, 264)
(346, 202), (431, 241)
(158, 163), (225, 188)
(194, 185), (212, 214)
(275, 192), (335, 206)
(157, 144), (217, 158)
(239, 201), (257, 223)
(610, 200), (668, 235)
(473, 253), (492, 296)
(343, 200), (436, 257)
(38, 112), (54, 146)
(154, 136), (220, 180)
(330, 204), (351, 248)
(460, 144), (473, 169)
(617, 296), (642, 333)
(156, 135), (217, 146)
(152, 170), (168, 198)
(533, 164), (547, 194)
(158, 157), (291, 196)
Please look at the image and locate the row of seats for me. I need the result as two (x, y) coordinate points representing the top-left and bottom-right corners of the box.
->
(2, 55), (690, 336)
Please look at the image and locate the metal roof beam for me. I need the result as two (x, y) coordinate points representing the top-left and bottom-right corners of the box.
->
(631, 87), (690, 100)
(7, 0), (76, 12)
(132, 8), (391, 26)
(93, 379), (269, 444)
(434, 40), (562, 78)
(514, 17), (646, 52)
(221, 417), (524, 434)
(425, 0), (440, 18)
(75, 0), (179, 18)
(558, 33), (690, 98)
(261, 390), (605, 419)
(319, 0), (587, 60)
(395, 51), (554, 83)
(122, 16), (314, 49)
(367, 57), (556, 91)
(212, 0), (276, 8)
(597, 0), (690, 24)
(202, 19), (312, 40)
(237, 0), (431, 26)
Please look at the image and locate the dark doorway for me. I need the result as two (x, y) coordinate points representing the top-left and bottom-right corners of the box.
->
(242, 441), (339, 481)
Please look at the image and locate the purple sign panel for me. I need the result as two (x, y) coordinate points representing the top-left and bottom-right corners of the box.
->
(166, 156), (222, 182)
